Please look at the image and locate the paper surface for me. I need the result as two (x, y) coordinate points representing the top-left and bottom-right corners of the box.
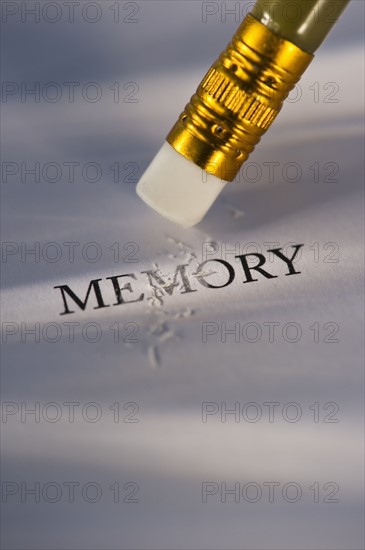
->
(1, 2), (364, 549)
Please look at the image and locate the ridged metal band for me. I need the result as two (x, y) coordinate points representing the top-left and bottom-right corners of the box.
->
(167, 14), (313, 182)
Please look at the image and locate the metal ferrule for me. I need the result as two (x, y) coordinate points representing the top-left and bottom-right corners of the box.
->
(167, 14), (313, 182)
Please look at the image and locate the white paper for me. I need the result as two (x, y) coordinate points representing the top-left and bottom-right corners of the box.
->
(1, 2), (364, 548)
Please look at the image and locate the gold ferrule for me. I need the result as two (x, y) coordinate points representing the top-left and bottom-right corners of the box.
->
(167, 14), (313, 182)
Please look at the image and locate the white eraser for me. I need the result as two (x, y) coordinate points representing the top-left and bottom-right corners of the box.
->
(136, 142), (227, 227)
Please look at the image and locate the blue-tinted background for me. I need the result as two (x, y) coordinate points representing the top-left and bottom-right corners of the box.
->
(1, 1), (364, 549)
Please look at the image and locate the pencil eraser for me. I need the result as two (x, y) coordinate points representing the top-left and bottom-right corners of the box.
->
(136, 142), (227, 227)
